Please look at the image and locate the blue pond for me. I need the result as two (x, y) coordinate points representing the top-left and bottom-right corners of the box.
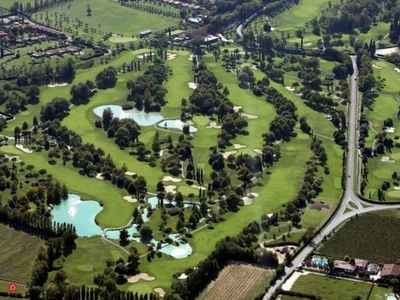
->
(93, 105), (164, 126)
(159, 120), (197, 133)
(188, 17), (200, 23)
(52, 195), (193, 258)
(51, 194), (103, 237)
(312, 257), (328, 265)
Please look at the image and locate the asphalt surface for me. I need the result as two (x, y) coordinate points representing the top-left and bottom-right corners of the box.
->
(263, 56), (400, 299)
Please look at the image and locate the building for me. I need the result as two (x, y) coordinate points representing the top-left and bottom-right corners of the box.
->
(333, 260), (356, 274)
(204, 34), (220, 45)
(139, 30), (152, 38)
(354, 259), (369, 270)
(380, 264), (400, 281)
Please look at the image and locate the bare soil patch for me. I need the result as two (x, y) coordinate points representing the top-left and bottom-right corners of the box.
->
(310, 201), (331, 211)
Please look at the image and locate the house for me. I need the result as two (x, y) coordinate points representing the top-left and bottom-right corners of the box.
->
(380, 264), (400, 281)
(354, 259), (369, 270)
(333, 260), (356, 274)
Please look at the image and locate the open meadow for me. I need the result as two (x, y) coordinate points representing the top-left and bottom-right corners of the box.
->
(319, 211), (400, 263)
(197, 264), (273, 300)
(30, 0), (180, 40)
(289, 273), (392, 300)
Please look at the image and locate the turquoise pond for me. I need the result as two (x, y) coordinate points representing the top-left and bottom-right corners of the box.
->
(158, 119), (198, 133)
(52, 194), (193, 258)
(93, 105), (164, 126)
(51, 194), (103, 237)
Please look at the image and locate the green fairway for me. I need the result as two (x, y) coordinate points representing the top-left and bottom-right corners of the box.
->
(1, 144), (134, 228)
(363, 60), (400, 201)
(58, 237), (128, 286)
(290, 273), (390, 300)
(0, 224), (44, 282)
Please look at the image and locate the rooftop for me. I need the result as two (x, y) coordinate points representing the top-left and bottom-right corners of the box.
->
(334, 260), (356, 271)
(380, 264), (400, 277)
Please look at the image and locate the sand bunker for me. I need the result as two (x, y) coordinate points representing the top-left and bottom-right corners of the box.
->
(206, 121), (221, 129)
(167, 52), (177, 60)
(95, 173), (104, 180)
(188, 82), (197, 89)
(372, 64), (382, 69)
(127, 273), (155, 283)
(48, 83), (67, 88)
(233, 105), (243, 112)
(123, 196), (138, 203)
(178, 273), (188, 280)
(385, 127), (395, 133)
(242, 192), (259, 205)
(165, 185), (177, 194)
(188, 54), (195, 61)
(154, 288), (165, 297)
(222, 150), (237, 159)
(137, 53), (150, 59)
(253, 149), (263, 154)
(303, 42), (312, 46)
(163, 176), (182, 182)
(170, 247), (188, 258)
(285, 86), (295, 92)
(190, 184), (206, 190)
(3, 154), (21, 162)
(394, 68), (400, 73)
(380, 156), (395, 163)
(394, 186), (400, 190)
(234, 144), (246, 149)
(16, 144), (33, 153)
(125, 171), (136, 176)
(241, 112), (259, 119)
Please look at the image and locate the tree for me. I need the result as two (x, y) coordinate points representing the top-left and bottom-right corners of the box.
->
(38, 168), (47, 180)
(139, 225), (152, 240)
(119, 229), (130, 246)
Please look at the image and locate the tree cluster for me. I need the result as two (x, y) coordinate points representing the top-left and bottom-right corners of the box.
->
(126, 64), (169, 112)
(264, 87), (298, 142)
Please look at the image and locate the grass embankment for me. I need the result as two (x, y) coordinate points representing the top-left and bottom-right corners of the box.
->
(0, 224), (44, 282)
(290, 273), (391, 300)
(320, 211), (400, 263)
(362, 60), (400, 201)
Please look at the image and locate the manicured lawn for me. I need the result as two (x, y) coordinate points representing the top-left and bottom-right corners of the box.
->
(0, 224), (44, 282)
(30, 0), (179, 39)
(290, 274), (372, 299)
(319, 211), (400, 263)
(57, 237), (128, 286)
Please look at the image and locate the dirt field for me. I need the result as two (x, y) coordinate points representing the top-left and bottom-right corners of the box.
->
(197, 264), (273, 300)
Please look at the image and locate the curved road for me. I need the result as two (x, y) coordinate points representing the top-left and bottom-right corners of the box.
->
(263, 56), (400, 299)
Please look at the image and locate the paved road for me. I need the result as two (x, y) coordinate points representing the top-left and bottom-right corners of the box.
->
(263, 56), (400, 299)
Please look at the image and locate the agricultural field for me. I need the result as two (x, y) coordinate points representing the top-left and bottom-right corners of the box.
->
(0, 224), (44, 282)
(289, 273), (392, 300)
(197, 264), (273, 300)
(319, 211), (400, 263)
